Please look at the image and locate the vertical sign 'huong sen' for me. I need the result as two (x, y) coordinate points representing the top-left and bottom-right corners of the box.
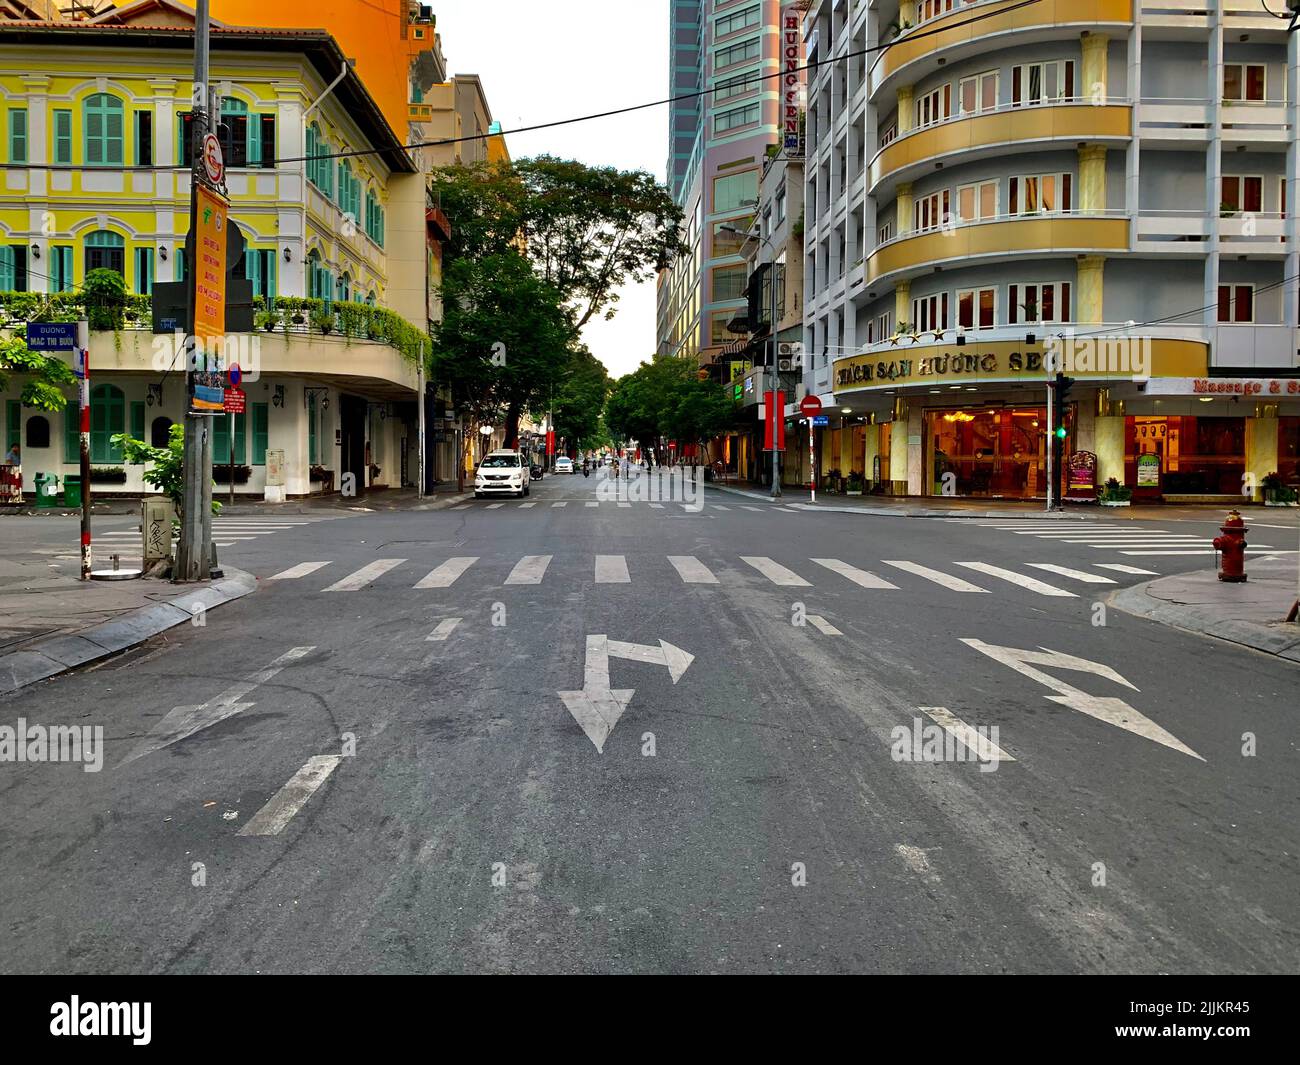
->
(782, 6), (806, 153)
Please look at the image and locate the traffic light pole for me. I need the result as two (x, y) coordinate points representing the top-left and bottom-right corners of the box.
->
(1045, 380), (1054, 512)
(176, 0), (212, 581)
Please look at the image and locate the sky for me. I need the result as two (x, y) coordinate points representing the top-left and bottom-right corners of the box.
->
(433, 1), (669, 381)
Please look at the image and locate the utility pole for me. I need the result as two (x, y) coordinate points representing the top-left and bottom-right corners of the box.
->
(769, 260), (782, 499)
(76, 319), (91, 580)
(177, 0), (213, 581)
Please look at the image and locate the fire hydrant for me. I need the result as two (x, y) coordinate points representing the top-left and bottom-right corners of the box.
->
(1213, 509), (1249, 583)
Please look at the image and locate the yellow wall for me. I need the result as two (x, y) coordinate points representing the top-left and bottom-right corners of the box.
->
(1246, 417), (1279, 501)
(1095, 415), (1125, 484)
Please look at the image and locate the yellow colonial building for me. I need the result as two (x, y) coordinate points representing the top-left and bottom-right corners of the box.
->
(0, 6), (433, 498)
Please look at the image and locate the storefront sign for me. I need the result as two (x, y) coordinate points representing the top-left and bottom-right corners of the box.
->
(1144, 377), (1300, 397)
(729, 360), (752, 382)
(834, 339), (1208, 394)
(781, 6), (805, 152)
(1136, 453), (1161, 488)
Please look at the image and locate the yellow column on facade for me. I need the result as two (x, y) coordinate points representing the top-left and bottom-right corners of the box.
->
(895, 279), (912, 332)
(1081, 33), (1110, 102)
(1246, 416), (1280, 502)
(1077, 255), (1106, 324)
(896, 181), (914, 235)
(896, 85), (915, 134)
(1094, 416), (1125, 485)
(1078, 145), (1107, 213)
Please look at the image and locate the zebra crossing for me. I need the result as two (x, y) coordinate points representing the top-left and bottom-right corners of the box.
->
(448, 499), (794, 513)
(263, 552), (1150, 600)
(948, 518), (1291, 557)
(93, 515), (342, 552)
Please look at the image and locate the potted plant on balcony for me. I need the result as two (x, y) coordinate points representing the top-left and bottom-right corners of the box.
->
(1098, 476), (1132, 507)
(310, 307), (335, 335)
(1262, 471), (1299, 506)
(846, 470), (864, 496)
(89, 466), (127, 485)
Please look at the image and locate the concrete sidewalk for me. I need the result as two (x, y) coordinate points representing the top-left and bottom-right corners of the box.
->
(705, 481), (1300, 524)
(1112, 558), (1300, 662)
(1, 484), (471, 517)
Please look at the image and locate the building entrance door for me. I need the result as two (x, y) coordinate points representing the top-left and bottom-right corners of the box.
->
(339, 394), (367, 494)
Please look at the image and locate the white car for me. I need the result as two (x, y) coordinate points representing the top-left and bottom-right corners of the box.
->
(554, 456), (573, 474)
(475, 450), (530, 498)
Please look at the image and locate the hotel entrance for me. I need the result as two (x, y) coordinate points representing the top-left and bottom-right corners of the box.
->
(925, 407), (1048, 498)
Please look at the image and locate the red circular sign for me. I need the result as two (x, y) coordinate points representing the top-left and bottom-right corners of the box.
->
(799, 395), (823, 417)
(202, 133), (224, 184)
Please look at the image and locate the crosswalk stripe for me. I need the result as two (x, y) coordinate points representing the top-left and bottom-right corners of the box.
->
(1012, 530), (1173, 537)
(505, 555), (552, 585)
(426, 618), (462, 642)
(955, 562), (1077, 597)
(1120, 549), (1216, 556)
(594, 555), (630, 583)
(519, 501), (537, 508)
(667, 555), (718, 584)
(268, 561), (332, 580)
(450, 504), (469, 510)
(1072, 541), (1210, 548)
(807, 614), (842, 636)
(414, 556), (479, 589)
(1026, 563), (1117, 584)
(551, 502), (567, 508)
(740, 556), (811, 587)
(617, 502), (631, 508)
(324, 558), (406, 592)
(1095, 563), (1159, 575)
(881, 560), (988, 593)
(486, 503), (504, 510)
(585, 501), (599, 508)
(740, 506), (763, 512)
(649, 502), (664, 508)
(810, 557), (899, 589)
(714, 504), (731, 511)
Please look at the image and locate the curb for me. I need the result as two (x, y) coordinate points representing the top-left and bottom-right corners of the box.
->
(0, 566), (259, 697)
(1109, 579), (1300, 663)
(704, 482), (1087, 519)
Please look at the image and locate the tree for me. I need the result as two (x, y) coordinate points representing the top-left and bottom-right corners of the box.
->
(0, 334), (75, 412)
(431, 250), (575, 449)
(112, 423), (221, 520)
(429, 156), (686, 329)
(548, 346), (611, 453)
(605, 357), (735, 462)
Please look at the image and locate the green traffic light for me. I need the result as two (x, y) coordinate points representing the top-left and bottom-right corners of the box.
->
(1055, 427), (1067, 439)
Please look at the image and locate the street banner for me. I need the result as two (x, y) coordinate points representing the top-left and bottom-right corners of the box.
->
(763, 390), (785, 451)
(191, 182), (229, 414)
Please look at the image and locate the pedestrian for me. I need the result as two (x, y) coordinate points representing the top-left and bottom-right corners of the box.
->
(3, 442), (19, 467)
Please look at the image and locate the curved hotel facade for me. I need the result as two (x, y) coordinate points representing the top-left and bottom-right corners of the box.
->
(799, 0), (1300, 501)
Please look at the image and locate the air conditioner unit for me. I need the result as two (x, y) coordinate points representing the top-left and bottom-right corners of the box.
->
(777, 342), (804, 357)
(778, 357), (803, 372)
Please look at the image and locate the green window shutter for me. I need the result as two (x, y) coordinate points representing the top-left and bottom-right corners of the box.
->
(90, 384), (124, 463)
(252, 403), (269, 465)
(0, 246), (13, 290)
(307, 394), (317, 464)
(6, 400), (19, 452)
(130, 401), (145, 445)
(212, 414), (229, 465)
(234, 411), (247, 465)
(264, 250), (276, 301)
(54, 109), (72, 164)
(247, 114), (261, 166)
(9, 108), (28, 163)
(84, 94), (123, 166)
(64, 406), (79, 462)
(53, 246), (73, 291)
(134, 247), (152, 295)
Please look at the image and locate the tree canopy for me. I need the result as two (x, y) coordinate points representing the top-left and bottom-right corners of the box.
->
(605, 357), (735, 457)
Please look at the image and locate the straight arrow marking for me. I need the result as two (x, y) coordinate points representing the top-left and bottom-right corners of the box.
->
(120, 646), (315, 766)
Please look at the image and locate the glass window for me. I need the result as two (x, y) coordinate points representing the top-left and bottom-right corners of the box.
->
(713, 169), (758, 214)
(134, 110), (151, 166)
(714, 70), (760, 103)
(715, 103), (760, 134)
(716, 5), (760, 36)
(716, 38), (761, 69)
(83, 93), (124, 166)
(84, 230), (125, 276)
(1217, 284), (1253, 323)
(958, 288), (996, 329)
(712, 263), (747, 301)
(1009, 282), (1071, 324)
(1223, 64), (1266, 103)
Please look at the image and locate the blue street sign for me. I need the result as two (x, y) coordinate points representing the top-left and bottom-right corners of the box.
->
(25, 322), (77, 352)
(812, 415), (829, 426)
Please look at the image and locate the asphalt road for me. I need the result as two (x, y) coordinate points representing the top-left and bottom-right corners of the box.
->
(2, 470), (1297, 974)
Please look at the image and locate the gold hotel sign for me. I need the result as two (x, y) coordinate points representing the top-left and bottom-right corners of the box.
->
(834, 339), (1208, 393)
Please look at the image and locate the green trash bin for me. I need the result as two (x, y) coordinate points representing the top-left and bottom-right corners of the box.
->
(63, 475), (82, 508)
(34, 472), (60, 509)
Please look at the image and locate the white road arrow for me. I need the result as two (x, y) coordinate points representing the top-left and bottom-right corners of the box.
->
(120, 646), (315, 766)
(960, 639), (1203, 761)
(558, 634), (694, 752)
